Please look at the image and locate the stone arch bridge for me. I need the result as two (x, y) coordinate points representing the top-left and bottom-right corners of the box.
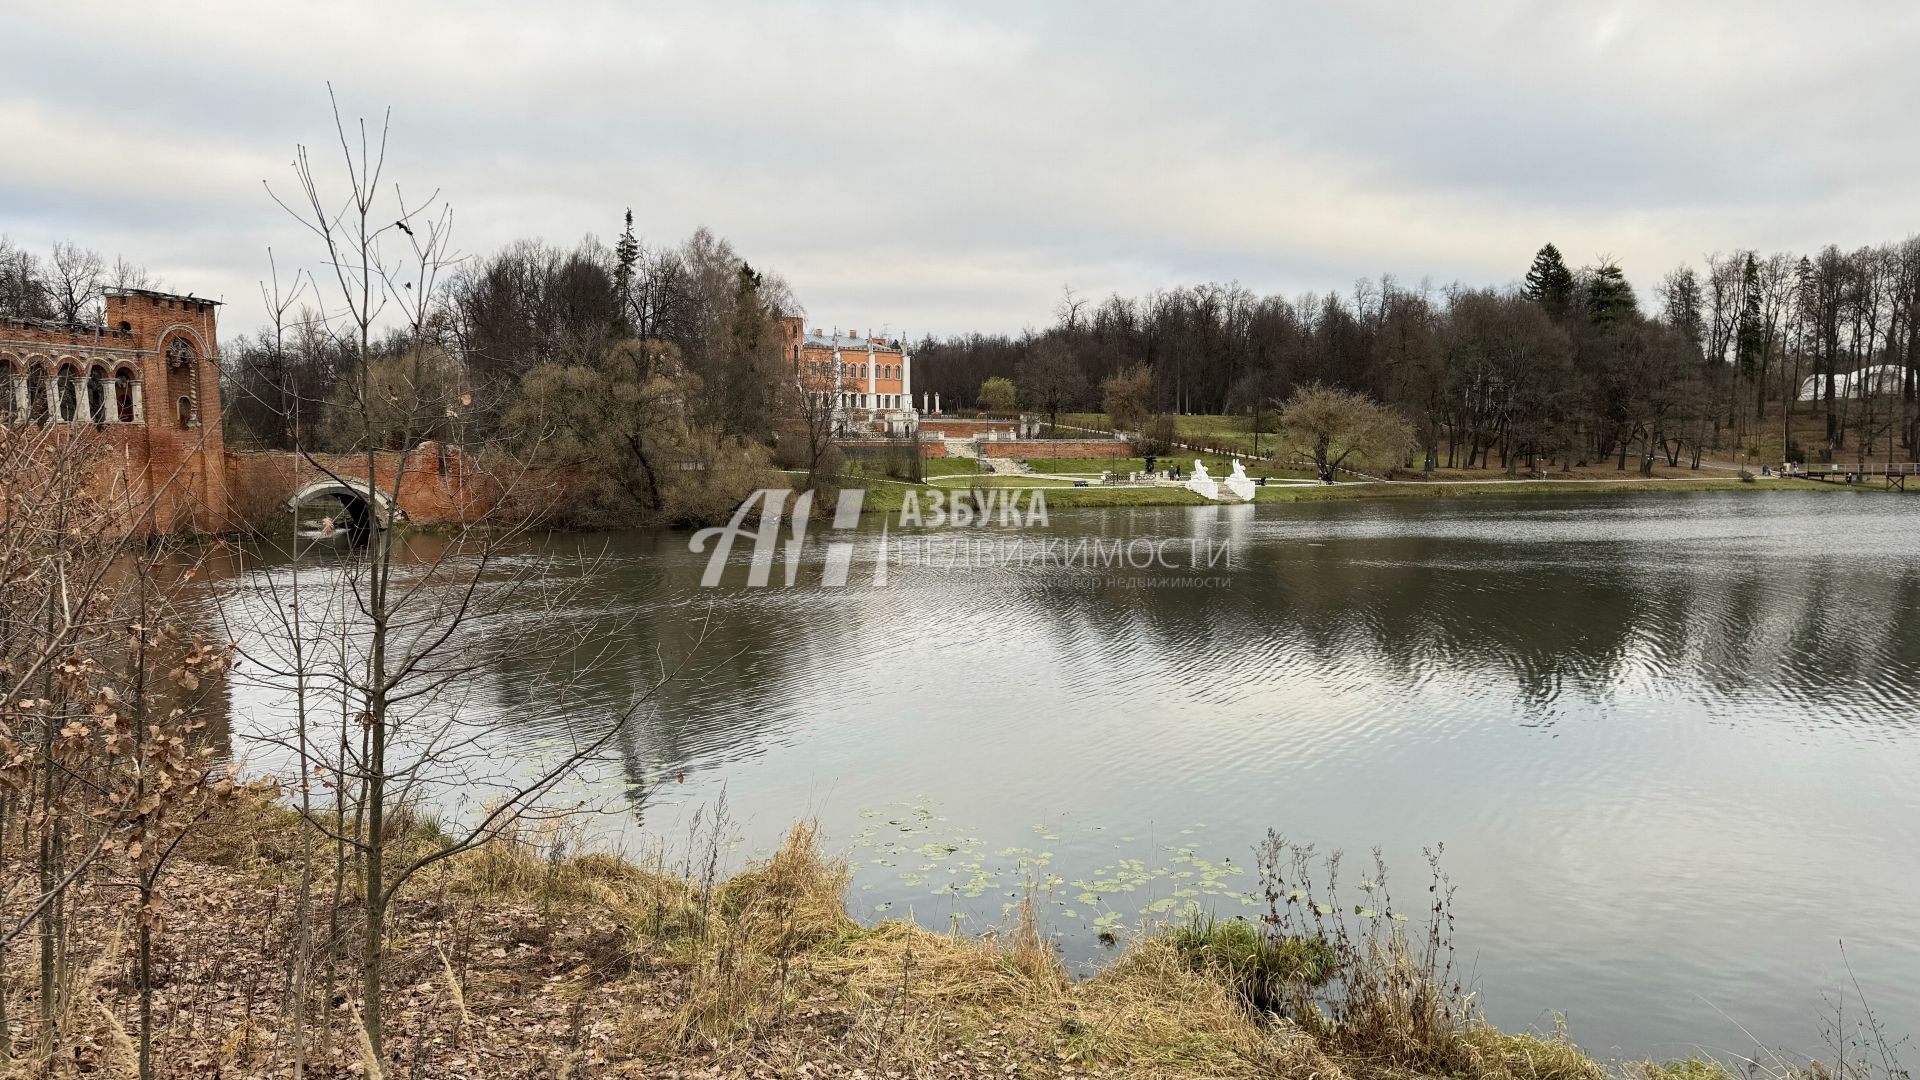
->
(225, 443), (506, 536)
(285, 476), (406, 535)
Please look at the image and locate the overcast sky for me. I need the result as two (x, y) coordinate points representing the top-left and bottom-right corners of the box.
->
(3, 1), (1916, 338)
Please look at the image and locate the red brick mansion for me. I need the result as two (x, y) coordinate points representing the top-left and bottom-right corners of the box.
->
(778, 317), (922, 436)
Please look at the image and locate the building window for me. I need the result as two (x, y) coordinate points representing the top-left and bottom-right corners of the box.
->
(27, 364), (48, 424)
(87, 367), (108, 424)
(165, 335), (197, 428)
(57, 366), (80, 423)
(115, 368), (138, 423)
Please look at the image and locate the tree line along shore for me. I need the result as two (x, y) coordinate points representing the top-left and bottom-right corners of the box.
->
(9, 223), (1919, 534)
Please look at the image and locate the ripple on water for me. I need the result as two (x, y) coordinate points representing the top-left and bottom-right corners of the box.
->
(209, 492), (1920, 1058)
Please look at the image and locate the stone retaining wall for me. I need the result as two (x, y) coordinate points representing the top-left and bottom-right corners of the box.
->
(976, 440), (1131, 459)
(920, 419), (1016, 437)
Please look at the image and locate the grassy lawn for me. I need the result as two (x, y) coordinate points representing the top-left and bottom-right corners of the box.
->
(1248, 476), (1845, 503)
(1062, 406), (1896, 472)
(1021, 454), (1141, 474)
(1032, 486), (1216, 507)
(1171, 415), (1272, 454)
(926, 475), (1072, 488)
(832, 469), (1863, 516)
(921, 456), (987, 477)
(841, 457), (985, 483)
(1024, 456), (1316, 481)
(1056, 412), (1273, 454)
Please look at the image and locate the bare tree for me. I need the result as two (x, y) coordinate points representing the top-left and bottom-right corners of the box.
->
(0, 236), (53, 318)
(784, 337), (848, 490)
(1277, 382), (1414, 483)
(1016, 340), (1087, 434)
(253, 89), (696, 1067)
(1101, 363), (1154, 434)
(0, 416), (244, 1077)
(46, 241), (105, 325)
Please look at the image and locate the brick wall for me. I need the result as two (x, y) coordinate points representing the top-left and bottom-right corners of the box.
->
(977, 439), (1131, 459)
(108, 291), (229, 533)
(224, 443), (514, 528)
(921, 419), (1015, 437)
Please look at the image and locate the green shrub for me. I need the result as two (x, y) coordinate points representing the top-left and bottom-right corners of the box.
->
(1164, 912), (1334, 1013)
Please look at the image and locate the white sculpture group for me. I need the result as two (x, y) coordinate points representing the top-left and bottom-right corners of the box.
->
(1183, 458), (1256, 502)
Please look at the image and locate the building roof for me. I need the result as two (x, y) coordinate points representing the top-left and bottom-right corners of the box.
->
(804, 333), (902, 352)
(107, 287), (222, 306)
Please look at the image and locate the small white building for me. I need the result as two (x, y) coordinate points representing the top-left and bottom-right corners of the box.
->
(1798, 364), (1906, 401)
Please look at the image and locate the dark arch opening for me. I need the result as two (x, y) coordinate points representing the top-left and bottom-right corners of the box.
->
(337, 493), (374, 540)
(87, 367), (108, 424)
(165, 336), (197, 428)
(115, 369), (137, 423)
(27, 365), (48, 424)
(288, 481), (400, 548)
(56, 366), (79, 423)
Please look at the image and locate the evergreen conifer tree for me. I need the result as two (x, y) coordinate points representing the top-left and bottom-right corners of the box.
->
(613, 208), (639, 331)
(1735, 252), (1764, 379)
(1524, 243), (1577, 314)
(1583, 261), (1639, 328)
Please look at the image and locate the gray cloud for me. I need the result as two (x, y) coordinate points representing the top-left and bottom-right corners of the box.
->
(2, 0), (1915, 337)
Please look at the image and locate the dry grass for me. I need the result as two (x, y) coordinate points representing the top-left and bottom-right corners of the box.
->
(11, 799), (1902, 1080)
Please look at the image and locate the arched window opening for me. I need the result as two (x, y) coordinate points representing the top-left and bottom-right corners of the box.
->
(115, 368), (138, 423)
(27, 365), (49, 424)
(57, 366), (79, 424)
(165, 335), (198, 428)
(87, 367), (108, 424)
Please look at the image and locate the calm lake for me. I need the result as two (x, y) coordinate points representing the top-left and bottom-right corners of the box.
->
(207, 490), (1920, 1061)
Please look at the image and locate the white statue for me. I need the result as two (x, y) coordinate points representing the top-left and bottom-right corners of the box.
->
(1224, 459), (1256, 502)
(1184, 458), (1221, 501)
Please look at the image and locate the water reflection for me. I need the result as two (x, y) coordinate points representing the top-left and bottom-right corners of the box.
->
(193, 491), (1920, 1059)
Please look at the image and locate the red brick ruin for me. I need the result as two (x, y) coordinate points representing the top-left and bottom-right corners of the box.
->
(1, 289), (490, 535)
